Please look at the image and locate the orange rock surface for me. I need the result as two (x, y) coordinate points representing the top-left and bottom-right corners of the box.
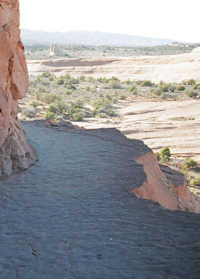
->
(0, 0), (37, 176)
(133, 152), (200, 212)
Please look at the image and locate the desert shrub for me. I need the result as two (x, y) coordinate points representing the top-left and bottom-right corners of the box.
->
(187, 91), (198, 98)
(72, 99), (84, 109)
(41, 80), (50, 86)
(41, 72), (51, 78)
(190, 177), (200, 186)
(22, 107), (36, 118)
(71, 110), (84, 121)
(44, 111), (56, 120)
(93, 98), (113, 117)
(108, 110), (115, 117)
(129, 85), (137, 92)
(79, 76), (86, 81)
(187, 79), (196, 85)
(132, 89), (138, 95)
(161, 84), (171, 92)
(157, 147), (171, 163)
(49, 76), (54, 81)
(65, 90), (72, 95)
(65, 84), (77, 90)
(106, 94), (112, 101)
(87, 77), (96, 83)
(169, 85), (176, 92)
(68, 77), (79, 85)
(64, 74), (71, 80)
(41, 93), (63, 104)
(85, 86), (91, 91)
(177, 85), (185, 91)
(183, 158), (198, 169)
(48, 101), (67, 114)
(125, 79), (132, 85)
(120, 95), (127, 100)
(67, 106), (85, 121)
(192, 84), (200, 90)
(153, 88), (162, 96)
(97, 113), (107, 118)
(110, 76), (120, 82)
(141, 80), (154, 87)
(30, 101), (40, 108)
(35, 77), (41, 83)
(97, 77), (109, 83)
(109, 80), (122, 89)
(56, 78), (64, 85)
(37, 86), (45, 93)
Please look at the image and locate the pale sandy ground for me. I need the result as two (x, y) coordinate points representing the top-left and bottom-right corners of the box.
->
(77, 99), (200, 161)
(28, 52), (200, 83)
(27, 51), (200, 160)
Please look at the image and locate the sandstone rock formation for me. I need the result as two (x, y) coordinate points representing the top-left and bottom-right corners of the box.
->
(0, 0), (37, 177)
(133, 152), (200, 212)
(28, 51), (200, 83)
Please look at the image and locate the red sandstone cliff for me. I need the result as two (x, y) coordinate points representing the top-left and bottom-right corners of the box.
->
(0, 0), (37, 176)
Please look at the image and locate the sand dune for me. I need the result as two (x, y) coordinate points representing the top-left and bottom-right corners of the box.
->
(28, 52), (200, 83)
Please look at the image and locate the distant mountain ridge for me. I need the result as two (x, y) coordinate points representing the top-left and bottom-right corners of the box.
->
(21, 29), (176, 47)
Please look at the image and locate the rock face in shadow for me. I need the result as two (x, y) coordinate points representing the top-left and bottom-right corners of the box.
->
(1, 121), (200, 278)
(0, 0), (37, 177)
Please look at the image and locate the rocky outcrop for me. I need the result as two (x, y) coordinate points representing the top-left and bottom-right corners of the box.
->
(132, 152), (200, 212)
(0, 0), (37, 177)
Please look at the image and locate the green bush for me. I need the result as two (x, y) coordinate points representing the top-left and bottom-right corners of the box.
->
(106, 94), (112, 101)
(67, 106), (85, 121)
(129, 85), (137, 92)
(97, 77), (109, 83)
(41, 93), (63, 104)
(120, 95), (127, 100)
(177, 85), (185, 91)
(109, 80), (122, 89)
(190, 177), (200, 186)
(187, 79), (196, 85)
(183, 158), (198, 169)
(125, 79), (132, 85)
(141, 80), (154, 87)
(153, 88), (162, 96)
(56, 78), (64, 85)
(44, 111), (56, 120)
(41, 72), (52, 78)
(30, 101), (40, 108)
(161, 84), (170, 92)
(85, 86), (91, 91)
(72, 99), (84, 109)
(157, 147), (171, 163)
(71, 111), (84, 121)
(187, 91), (198, 98)
(93, 98), (113, 117)
(192, 84), (200, 90)
(80, 76), (86, 81)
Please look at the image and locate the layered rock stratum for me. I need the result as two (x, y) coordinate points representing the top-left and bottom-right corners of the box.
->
(28, 51), (200, 83)
(0, 0), (37, 177)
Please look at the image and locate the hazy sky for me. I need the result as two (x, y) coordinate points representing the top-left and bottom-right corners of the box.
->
(20, 0), (200, 42)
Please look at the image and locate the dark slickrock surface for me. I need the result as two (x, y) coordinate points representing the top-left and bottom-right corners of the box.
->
(0, 121), (200, 279)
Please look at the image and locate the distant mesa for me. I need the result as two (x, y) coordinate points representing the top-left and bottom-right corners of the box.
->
(21, 29), (175, 47)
